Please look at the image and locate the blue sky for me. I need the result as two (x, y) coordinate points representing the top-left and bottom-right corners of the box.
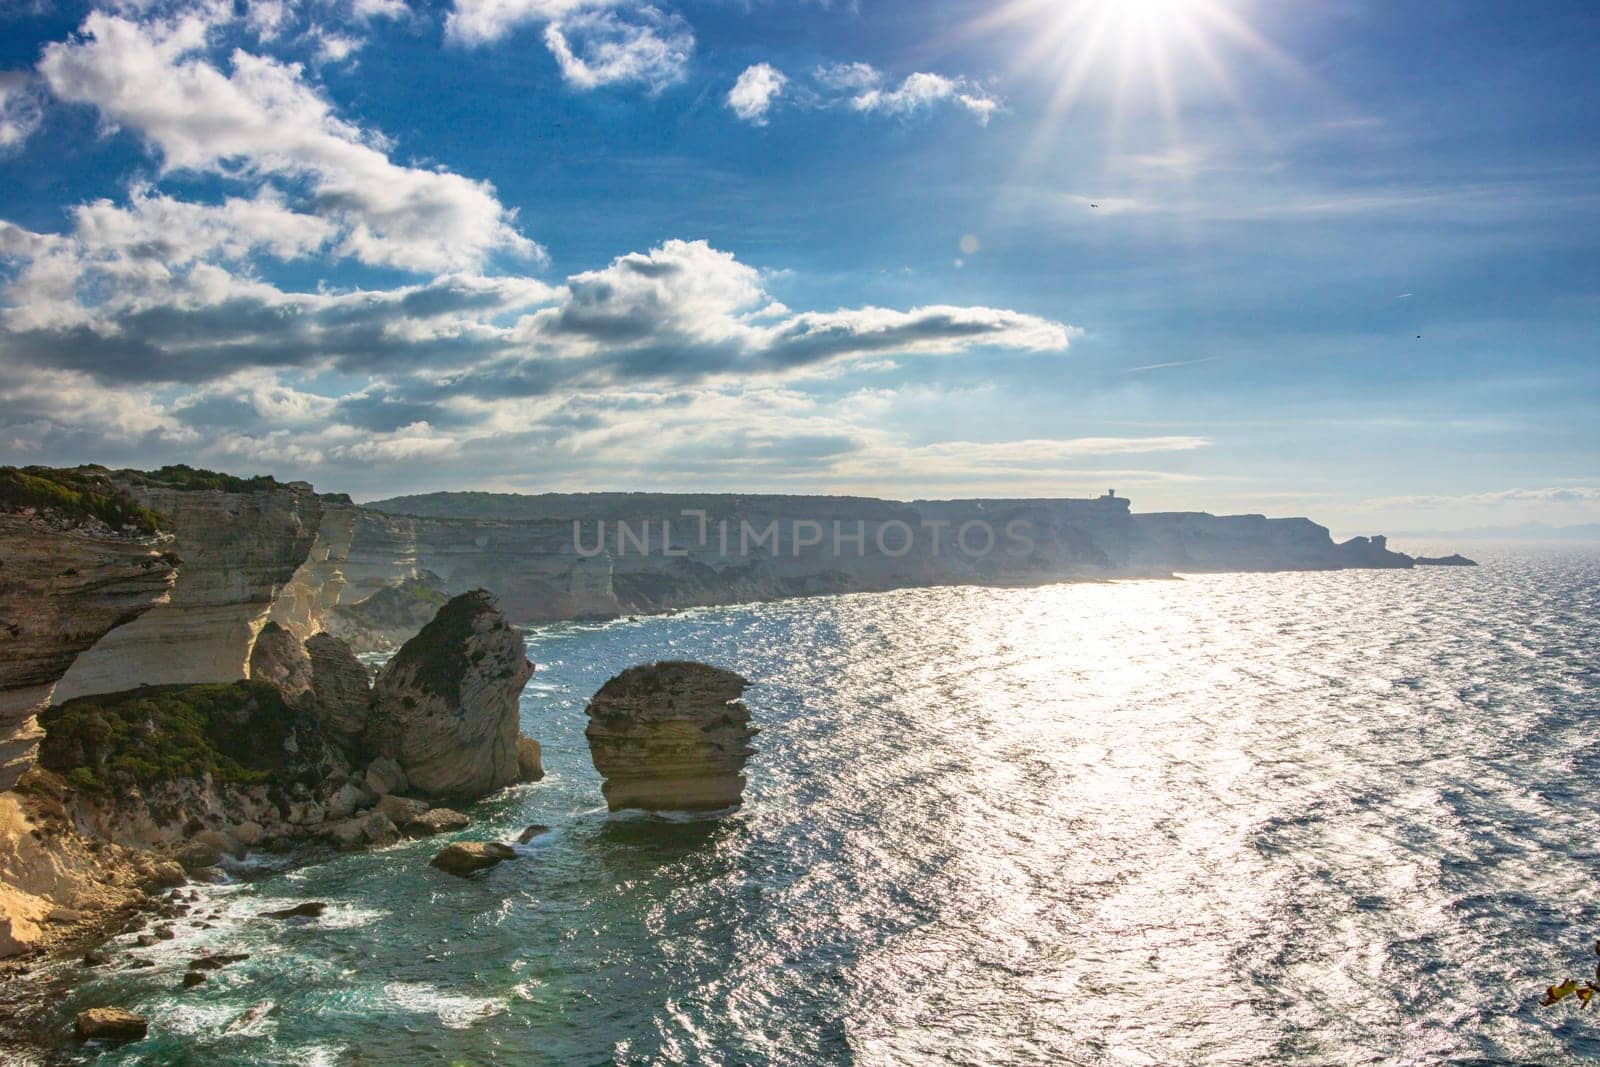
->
(0, 0), (1595, 533)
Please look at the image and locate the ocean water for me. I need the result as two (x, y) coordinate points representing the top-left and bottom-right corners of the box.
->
(35, 547), (1600, 1065)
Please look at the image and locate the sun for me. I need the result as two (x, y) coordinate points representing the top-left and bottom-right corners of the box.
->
(968, 0), (1297, 142)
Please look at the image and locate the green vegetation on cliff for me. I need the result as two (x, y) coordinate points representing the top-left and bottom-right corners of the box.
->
(113, 464), (280, 494)
(387, 589), (499, 704)
(0, 466), (163, 534)
(37, 681), (321, 793)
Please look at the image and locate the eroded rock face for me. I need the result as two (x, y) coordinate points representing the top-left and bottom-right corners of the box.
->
(0, 510), (178, 791)
(247, 622), (313, 708)
(584, 661), (756, 813)
(363, 591), (534, 799)
(305, 633), (370, 749)
(267, 496), (359, 642)
(56, 477), (322, 701)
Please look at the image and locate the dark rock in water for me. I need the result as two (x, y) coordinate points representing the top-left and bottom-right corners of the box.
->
(74, 1007), (147, 1042)
(125, 959), (155, 969)
(1415, 553), (1477, 566)
(153, 924), (175, 940)
(429, 841), (515, 877)
(363, 590), (534, 799)
(517, 824), (551, 844)
(181, 971), (207, 988)
(261, 901), (327, 920)
(133, 934), (158, 947)
(584, 661), (757, 813)
(81, 950), (110, 967)
(248, 622), (313, 708)
(516, 736), (544, 782)
(306, 633), (371, 749)
(189, 952), (248, 971)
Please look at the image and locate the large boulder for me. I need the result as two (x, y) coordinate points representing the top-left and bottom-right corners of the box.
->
(306, 632), (370, 748)
(584, 661), (757, 813)
(247, 622), (312, 707)
(362, 591), (534, 799)
(75, 1007), (148, 1043)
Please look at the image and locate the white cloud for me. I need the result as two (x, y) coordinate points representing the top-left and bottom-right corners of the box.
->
(39, 11), (538, 272)
(542, 7), (691, 91)
(727, 63), (786, 125)
(446, 0), (691, 91)
(0, 71), (44, 151)
(851, 71), (1000, 125)
(813, 61), (879, 92)
(310, 28), (365, 63)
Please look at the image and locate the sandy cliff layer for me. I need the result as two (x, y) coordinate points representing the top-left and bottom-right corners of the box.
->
(55, 480), (321, 701)
(0, 514), (178, 791)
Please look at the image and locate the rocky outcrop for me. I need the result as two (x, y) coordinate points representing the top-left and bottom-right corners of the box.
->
(323, 572), (451, 653)
(35, 681), (349, 851)
(305, 633), (371, 749)
(584, 661), (756, 812)
(362, 591), (534, 799)
(0, 474), (180, 791)
(56, 472), (322, 702)
(516, 737), (543, 782)
(1416, 553), (1477, 566)
(247, 622), (312, 708)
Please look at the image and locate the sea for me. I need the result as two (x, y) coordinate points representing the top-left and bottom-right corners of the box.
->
(27, 545), (1600, 1065)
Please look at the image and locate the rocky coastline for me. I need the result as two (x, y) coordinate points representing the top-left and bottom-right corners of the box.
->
(0, 461), (1466, 1056)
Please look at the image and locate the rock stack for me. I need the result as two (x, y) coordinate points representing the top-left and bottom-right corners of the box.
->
(363, 590), (535, 798)
(584, 661), (756, 812)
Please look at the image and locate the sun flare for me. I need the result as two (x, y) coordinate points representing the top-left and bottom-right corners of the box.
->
(974, 0), (1296, 147)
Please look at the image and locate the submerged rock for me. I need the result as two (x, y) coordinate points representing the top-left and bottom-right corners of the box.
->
(75, 1007), (147, 1042)
(428, 841), (515, 877)
(583, 661), (757, 813)
(363, 590), (535, 799)
(261, 901), (327, 920)
(517, 824), (551, 844)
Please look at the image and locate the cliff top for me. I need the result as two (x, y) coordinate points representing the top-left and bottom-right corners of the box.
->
(108, 464), (283, 494)
(0, 466), (163, 535)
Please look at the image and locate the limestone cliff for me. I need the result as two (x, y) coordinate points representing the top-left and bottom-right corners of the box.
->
(267, 495), (360, 642)
(55, 470), (322, 701)
(585, 661), (756, 812)
(363, 590), (535, 798)
(1129, 513), (1414, 573)
(0, 468), (180, 791)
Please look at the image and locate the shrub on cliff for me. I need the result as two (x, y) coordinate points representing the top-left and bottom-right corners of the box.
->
(0, 466), (162, 534)
(37, 681), (336, 793)
(113, 463), (279, 494)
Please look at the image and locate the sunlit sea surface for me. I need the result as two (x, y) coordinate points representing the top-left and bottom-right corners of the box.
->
(39, 547), (1600, 1065)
